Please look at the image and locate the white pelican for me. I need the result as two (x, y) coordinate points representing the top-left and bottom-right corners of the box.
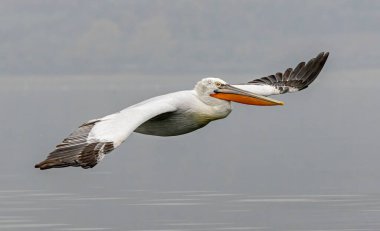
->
(35, 52), (329, 170)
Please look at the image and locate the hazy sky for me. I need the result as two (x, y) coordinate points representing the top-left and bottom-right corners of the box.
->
(0, 0), (379, 76)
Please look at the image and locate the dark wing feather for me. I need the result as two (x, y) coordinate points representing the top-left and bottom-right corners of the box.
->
(248, 52), (329, 93)
(35, 120), (114, 170)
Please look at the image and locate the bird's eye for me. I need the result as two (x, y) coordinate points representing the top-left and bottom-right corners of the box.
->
(215, 82), (222, 87)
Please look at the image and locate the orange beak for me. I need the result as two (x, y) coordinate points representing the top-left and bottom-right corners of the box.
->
(210, 84), (284, 106)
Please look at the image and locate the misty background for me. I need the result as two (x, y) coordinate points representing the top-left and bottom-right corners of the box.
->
(1, 0), (380, 75)
(1, 1), (380, 230)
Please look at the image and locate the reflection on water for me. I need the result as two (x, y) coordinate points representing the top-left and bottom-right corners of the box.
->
(1, 177), (380, 231)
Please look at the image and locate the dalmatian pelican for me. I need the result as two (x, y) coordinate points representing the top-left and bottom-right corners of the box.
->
(35, 52), (329, 170)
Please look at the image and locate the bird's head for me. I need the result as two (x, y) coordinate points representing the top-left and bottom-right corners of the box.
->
(195, 77), (284, 106)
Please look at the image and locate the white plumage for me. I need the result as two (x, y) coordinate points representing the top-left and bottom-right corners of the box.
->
(35, 52), (329, 170)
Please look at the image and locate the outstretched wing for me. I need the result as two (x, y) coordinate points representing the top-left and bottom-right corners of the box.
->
(35, 96), (177, 170)
(232, 52), (329, 96)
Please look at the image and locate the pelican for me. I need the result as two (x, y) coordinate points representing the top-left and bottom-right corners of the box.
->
(35, 52), (329, 170)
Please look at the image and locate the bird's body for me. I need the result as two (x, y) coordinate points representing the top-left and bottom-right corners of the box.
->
(135, 90), (231, 136)
(35, 52), (329, 170)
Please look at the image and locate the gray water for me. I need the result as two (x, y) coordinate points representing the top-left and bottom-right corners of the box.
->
(1, 73), (380, 230)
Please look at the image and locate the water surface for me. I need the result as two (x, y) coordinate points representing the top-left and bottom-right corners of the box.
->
(1, 73), (380, 230)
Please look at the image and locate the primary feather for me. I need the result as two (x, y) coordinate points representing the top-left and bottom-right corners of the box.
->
(232, 52), (329, 96)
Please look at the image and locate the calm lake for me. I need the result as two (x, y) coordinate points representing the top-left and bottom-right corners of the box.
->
(1, 73), (380, 230)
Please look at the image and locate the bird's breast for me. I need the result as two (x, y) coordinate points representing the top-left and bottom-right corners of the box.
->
(134, 104), (231, 137)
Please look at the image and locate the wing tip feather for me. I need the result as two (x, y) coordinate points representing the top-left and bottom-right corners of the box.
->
(246, 51), (329, 94)
(35, 141), (114, 170)
(35, 159), (79, 170)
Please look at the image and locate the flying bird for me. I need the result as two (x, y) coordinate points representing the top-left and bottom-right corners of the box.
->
(35, 52), (329, 170)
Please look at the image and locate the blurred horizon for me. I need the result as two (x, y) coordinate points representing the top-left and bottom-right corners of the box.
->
(1, 0), (379, 77)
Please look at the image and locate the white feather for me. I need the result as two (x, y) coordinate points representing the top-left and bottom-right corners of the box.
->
(88, 95), (177, 147)
(231, 84), (281, 96)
